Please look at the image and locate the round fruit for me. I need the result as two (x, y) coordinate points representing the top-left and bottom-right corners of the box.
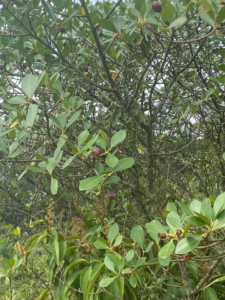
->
(113, 33), (118, 39)
(157, 232), (167, 239)
(0, 64), (4, 70)
(106, 192), (116, 200)
(92, 147), (102, 157)
(0, 53), (6, 60)
(152, 1), (162, 12)
(59, 26), (66, 33)
(57, 23), (61, 26)
(183, 252), (191, 261)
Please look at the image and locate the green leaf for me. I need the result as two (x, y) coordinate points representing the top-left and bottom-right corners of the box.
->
(95, 162), (104, 174)
(158, 256), (170, 266)
(100, 130), (109, 147)
(57, 134), (67, 148)
(185, 216), (207, 227)
(131, 226), (144, 248)
(129, 273), (137, 288)
(86, 264), (105, 299)
(8, 96), (26, 105)
(113, 16), (126, 31)
(200, 12), (215, 26)
(21, 74), (38, 98)
(169, 16), (187, 28)
(62, 156), (76, 169)
(79, 175), (104, 191)
(98, 19), (117, 32)
(105, 176), (120, 184)
(161, 3), (174, 23)
(166, 202), (177, 212)
(51, 178), (58, 195)
(80, 267), (91, 294)
(190, 200), (202, 214)
(49, 114), (62, 129)
(146, 220), (167, 234)
(166, 211), (183, 231)
(109, 223), (119, 244)
(104, 256), (114, 272)
(130, 8), (142, 19)
(78, 130), (89, 146)
(201, 198), (213, 220)
(135, 257), (146, 269)
(37, 289), (49, 300)
(175, 235), (203, 254)
(99, 276), (116, 288)
(45, 158), (54, 175)
(125, 250), (134, 262)
(93, 240), (108, 249)
(63, 258), (87, 276)
(105, 153), (118, 167)
(213, 192), (225, 219)
(66, 110), (81, 128)
(44, 1), (56, 23)
(114, 235), (123, 247)
(218, 6), (225, 24)
(204, 287), (218, 300)
(50, 238), (59, 266)
(158, 240), (175, 259)
(9, 258), (15, 267)
(112, 157), (134, 172)
(27, 166), (47, 174)
(26, 104), (38, 127)
(213, 210), (225, 231)
(111, 130), (126, 148)
(60, 270), (82, 300)
(59, 241), (67, 263)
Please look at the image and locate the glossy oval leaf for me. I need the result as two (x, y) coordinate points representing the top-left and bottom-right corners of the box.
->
(105, 153), (118, 167)
(79, 175), (104, 191)
(112, 157), (134, 172)
(26, 104), (38, 127)
(21, 74), (38, 98)
(131, 226), (144, 248)
(109, 223), (119, 244)
(158, 240), (175, 259)
(175, 235), (203, 254)
(113, 16), (126, 31)
(111, 130), (126, 148)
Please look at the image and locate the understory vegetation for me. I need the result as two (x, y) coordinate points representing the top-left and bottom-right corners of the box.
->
(0, 0), (225, 299)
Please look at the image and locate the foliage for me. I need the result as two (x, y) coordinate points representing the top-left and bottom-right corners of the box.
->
(0, 0), (225, 299)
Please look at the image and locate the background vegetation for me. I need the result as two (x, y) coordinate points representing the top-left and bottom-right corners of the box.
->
(0, 0), (225, 299)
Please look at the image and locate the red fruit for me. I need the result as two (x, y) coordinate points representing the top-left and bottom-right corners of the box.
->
(176, 229), (183, 235)
(157, 233), (167, 239)
(0, 64), (4, 70)
(0, 53), (6, 60)
(113, 33), (118, 39)
(106, 192), (116, 200)
(59, 26), (66, 33)
(92, 147), (102, 157)
(183, 252), (191, 261)
(152, 1), (161, 12)
(57, 23), (61, 26)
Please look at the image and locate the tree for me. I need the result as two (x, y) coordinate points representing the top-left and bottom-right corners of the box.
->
(1, 0), (225, 299)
